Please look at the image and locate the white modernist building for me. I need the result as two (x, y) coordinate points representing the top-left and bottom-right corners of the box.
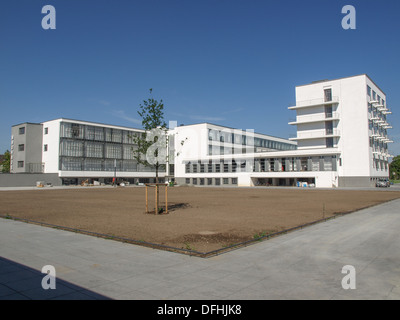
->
(7, 74), (393, 188)
(173, 74), (393, 188)
(10, 118), (166, 185)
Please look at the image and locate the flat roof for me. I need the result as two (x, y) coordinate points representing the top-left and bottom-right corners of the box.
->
(296, 74), (386, 95)
(41, 117), (145, 132)
(175, 122), (297, 144)
(11, 122), (42, 128)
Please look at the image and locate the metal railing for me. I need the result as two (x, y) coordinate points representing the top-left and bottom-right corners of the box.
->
(291, 96), (339, 108)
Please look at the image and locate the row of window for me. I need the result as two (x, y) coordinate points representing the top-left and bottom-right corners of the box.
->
(369, 137), (388, 153)
(373, 159), (388, 171)
(367, 85), (385, 106)
(59, 157), (160, 172)
(207, 129), (296, 151)
(59, 139), (137, 160)
(18, 126), (49, 135)
(185, 156), (338, 173)
(17, 144), (48, 152)
(60, 122), (140, 144)
(185, 177), (238, 186)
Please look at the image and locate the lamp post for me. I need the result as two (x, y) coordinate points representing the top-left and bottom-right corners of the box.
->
(114, 159), (117, 187)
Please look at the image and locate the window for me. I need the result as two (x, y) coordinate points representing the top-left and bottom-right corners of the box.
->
(324, 88), (332, 102)
(60, 157), (82, 171)
(215, 164), (220, 173)
(60, 140), (84, 157)
(232, 160), (237, 172)
(231, 178), (238, 185)
(325, 105), (333, 118)
(185, 178), (190, 184)
(223, 163), (229, 172)
(192, 178), (197, 185)
(72, 124), (82, 138)
(105, 144), (122, 159)
(84, 159), (102, 171)
(19, 127), (25, 135)
(372, 91), (376, 100)
(44, 144), (48, 152)
(44, 127), (48, 135)
(326, 137), (334, 148)
(367, 85), (371, 97)
(223, 178), (229, 185)
(17, 161), (24, 168)
(325, 121), (333, 135)
(215, 178), (220, 186)
(207, 178), (213, 185)
(200, 178), (205, 185)
(18, 144), (24, 151)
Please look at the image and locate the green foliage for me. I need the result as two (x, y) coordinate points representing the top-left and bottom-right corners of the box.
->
(253, 231), (268, 241)
(389, 155), (400, 180)
(132, 89), (167, 182)
(1, 150), (11, 173)
(137, 88), (167, 131)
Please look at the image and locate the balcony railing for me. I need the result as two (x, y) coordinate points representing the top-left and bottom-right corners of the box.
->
(290, 129), (341, 140)
(289, 112), (340, 125)
(289, 96), (339, 109)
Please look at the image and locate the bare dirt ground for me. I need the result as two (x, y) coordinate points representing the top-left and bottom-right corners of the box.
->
(1, 186), (399, 253)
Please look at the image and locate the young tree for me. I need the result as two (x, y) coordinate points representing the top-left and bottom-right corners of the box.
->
(389, 155), (400, 181)
(1, 150), (11, 173)
(133, 89), (167, 185)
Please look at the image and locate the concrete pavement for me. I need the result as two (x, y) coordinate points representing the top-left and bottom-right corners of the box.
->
(1, 198), (400, 300)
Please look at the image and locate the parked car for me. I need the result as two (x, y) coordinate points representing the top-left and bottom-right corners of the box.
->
(376, 178), (390, 188)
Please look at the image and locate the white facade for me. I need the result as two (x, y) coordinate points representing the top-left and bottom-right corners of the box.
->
(14, 118), (166, 184)
(8, 74), (393, 188)
(289, 74), (392, 186)
(174, 74), (393, 188)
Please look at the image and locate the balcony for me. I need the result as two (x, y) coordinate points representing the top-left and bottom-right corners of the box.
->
(288, 112), (340, 125)
(288, 96), (339, 110)
(377, 105), (388, 112)
(289, 129), (340, 141)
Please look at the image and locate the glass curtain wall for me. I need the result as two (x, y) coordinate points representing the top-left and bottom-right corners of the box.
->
(59, 122), (158, 172)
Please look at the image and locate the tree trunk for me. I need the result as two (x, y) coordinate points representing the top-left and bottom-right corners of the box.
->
(155, 164), (160, 214)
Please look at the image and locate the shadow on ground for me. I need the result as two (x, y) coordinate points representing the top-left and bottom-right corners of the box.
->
(0, 257), (112, 300)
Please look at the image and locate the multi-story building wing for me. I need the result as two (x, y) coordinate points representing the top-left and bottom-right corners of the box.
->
(175, 74), (393, 188)
(289, 74), (393, 187)
(11, 118), (165, 185)
(10, 123), (44, 174)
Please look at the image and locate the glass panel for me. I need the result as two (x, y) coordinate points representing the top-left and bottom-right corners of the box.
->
(60, 140), (84, 157)
(85, 142), (103, 158)
(324, 88), (332, 102)
(105, 144), (122, 159)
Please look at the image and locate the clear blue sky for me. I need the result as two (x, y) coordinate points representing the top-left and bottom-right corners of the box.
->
(1, 0), (399, 156)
